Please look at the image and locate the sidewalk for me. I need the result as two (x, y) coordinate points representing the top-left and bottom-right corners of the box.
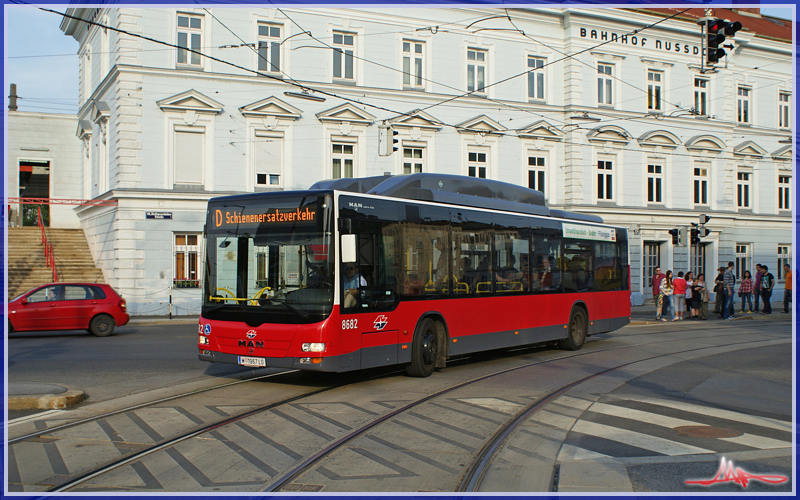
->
(629, 301), (791, 325)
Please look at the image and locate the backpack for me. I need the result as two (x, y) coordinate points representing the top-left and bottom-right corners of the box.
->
(762, 273), (774, 290)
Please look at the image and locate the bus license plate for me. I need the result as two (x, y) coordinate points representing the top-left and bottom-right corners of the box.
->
(238, 356), (266, 367)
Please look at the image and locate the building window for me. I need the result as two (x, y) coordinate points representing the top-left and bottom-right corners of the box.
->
(257, 23), (281, 72)
(643, 242), (661, 290)
(175, 234), (201, 287)
(177, 14), (202, 66)
(403, 41), (424, 88)
(174, 127), (204, 187)
(778, 175), (791, 210)
(647, 163), (663, 203)
(527, 56), (545, 100)
(467, 49), (487, 93)
(333, 32), (354, 81)
(693, 164), (709, 205)
(779, 92), (791, 128)
(737, 171), (751, 208)
(735, 244), (751, 280)
(332, 143), (354, 179)
(468, 151), (487, 178)
(690, 243), (707, 280)
(403, 147), (424, 174)
(255, 131), (281, 187)
(737, 86), (751, 124)
(778, 245), (791, 279)
(528, 155), (545, 193)
(647, 70), (662, 111)
(694, 77), (708, 116)
(597, 159), (613, 200)
(597, 64), (613, 105)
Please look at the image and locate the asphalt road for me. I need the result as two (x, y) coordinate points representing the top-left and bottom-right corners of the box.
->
(7, 322), (258, 416)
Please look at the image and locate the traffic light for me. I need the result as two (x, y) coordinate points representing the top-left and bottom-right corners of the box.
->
(691, 228), (700, 244)
(698, 227), (710, 238)
(669, 228), (679, 245)
(678, 227), (688, 246)
(706, 19), (727, 64)
(706, 19), (742, 65)
(384, 127), (399, 156)
(699, 214), (711, 225)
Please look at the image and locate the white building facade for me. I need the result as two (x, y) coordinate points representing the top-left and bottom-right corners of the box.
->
(60, 7), (793, 314)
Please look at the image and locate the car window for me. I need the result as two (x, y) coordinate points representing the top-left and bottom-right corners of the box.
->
(64, 285), (91, 301)
(90, 286), (107, 299)
(28, 286), (62, 302)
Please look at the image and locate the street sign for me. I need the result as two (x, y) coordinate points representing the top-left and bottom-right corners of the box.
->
(146, 212), (173, 219)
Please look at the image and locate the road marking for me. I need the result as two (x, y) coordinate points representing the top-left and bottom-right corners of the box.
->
(616, 395), (791, 432)
(558, 443), (611, 461)
(721, 434), (792, 450)
(571, 420), (714, 456)
(458, 397), (522, 414)
(8, 410), (65, 426)
(588, 401), (704, 429)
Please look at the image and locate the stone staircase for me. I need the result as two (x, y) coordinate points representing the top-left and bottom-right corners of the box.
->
(7, 227), (105, 299)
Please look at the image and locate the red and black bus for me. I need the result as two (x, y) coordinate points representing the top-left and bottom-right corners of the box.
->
(198, 174), (630, 376)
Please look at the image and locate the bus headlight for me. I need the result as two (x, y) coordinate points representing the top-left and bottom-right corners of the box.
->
(199, 335), (209, 345)
(301, 343), (326, 352)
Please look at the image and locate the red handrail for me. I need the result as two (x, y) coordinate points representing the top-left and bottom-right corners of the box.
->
(37, 207), (58, 282)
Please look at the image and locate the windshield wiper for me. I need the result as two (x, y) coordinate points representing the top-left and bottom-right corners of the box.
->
(263, 298), (309, 318)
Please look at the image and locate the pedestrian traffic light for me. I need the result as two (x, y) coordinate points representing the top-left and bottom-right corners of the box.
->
(706, 19), (727, 64)
(669, 228), (679, 245)
(691, 228), (700, 244)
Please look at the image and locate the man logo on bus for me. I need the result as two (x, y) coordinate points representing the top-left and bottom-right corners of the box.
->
(373, 315), (388, 330)
(246, 330), (257, 339)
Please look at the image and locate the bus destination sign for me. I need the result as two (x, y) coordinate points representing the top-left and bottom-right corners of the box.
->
(562, 223), (616, 242)
(214, 207), (317, 227)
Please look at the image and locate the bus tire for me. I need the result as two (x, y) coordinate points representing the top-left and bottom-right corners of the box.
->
(406, 318), (438, 377)
(559, 308), (587, 351)
(89, 314), (115, 337)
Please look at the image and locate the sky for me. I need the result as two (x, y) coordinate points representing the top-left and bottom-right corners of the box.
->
(3, 5), (795, 115)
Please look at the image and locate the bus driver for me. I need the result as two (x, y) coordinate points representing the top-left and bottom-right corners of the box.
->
(343, 264), (367, 308)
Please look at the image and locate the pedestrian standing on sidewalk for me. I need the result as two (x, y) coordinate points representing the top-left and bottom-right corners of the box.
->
(738, 270), (754, 314)
(713, 267), (726, 316)
(696, 274), (709, 320)
(660, 270), (674, 321)
(753, 264), (764, 313)
(783, 263), (792, 313)
(652, 267), (666, 320)
(760, 265), (775, 314)
(672, 271), (687, 321)
(723, 262), (736, 320)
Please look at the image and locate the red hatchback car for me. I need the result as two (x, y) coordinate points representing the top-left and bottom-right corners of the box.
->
(8, 283), (129, 336)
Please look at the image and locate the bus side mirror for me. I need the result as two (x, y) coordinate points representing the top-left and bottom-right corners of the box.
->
(341, 234), (357, 263)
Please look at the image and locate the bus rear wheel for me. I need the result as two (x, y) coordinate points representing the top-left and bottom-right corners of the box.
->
(407, 318), (438, 377)
(559, 308), (587, 351)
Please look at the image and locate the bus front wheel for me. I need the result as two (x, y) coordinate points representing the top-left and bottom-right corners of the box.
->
(407, 318), (438, 377)
(559, 308), (587, 351)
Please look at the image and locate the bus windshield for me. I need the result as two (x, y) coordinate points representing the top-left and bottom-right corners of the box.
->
(202, 194), (334, 324)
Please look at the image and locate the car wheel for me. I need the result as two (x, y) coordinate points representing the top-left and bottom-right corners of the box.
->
(406, 317), (438, 377)
(8, 319), (13, 333)
(89, 314), (115, 337)
(559, 308), (587, 351)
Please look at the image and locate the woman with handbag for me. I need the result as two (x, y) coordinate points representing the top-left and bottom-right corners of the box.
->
(695, 274), (709, 320)
(713, 267), (726, 317)
(660, 270), (674, 321)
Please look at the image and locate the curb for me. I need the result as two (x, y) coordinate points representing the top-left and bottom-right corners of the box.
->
(8, 390), (85, 410)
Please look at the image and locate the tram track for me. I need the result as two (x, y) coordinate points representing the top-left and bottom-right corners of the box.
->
(20, 326), (784, 494)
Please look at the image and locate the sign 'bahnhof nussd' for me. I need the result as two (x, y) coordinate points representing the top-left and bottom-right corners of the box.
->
(579, 27), (703, 55)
